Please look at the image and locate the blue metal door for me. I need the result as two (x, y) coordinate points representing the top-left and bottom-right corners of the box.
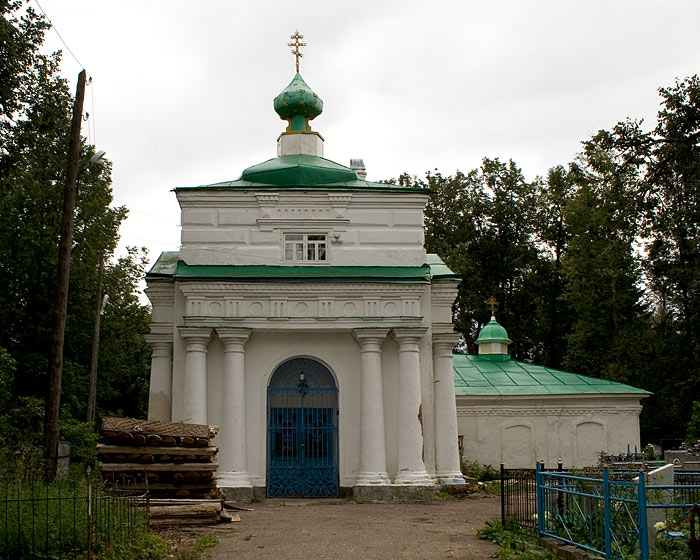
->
(267, 358), (338, 497)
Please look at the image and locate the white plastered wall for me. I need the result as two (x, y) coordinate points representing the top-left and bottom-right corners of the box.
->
(457, 395), (644, 469)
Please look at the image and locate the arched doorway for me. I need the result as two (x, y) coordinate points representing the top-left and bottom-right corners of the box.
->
(266, 357), (339, 497)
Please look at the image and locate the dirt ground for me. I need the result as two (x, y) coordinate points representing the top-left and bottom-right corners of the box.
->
(189, 494), (501, 560)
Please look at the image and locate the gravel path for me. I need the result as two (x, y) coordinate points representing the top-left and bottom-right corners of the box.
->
(197, 494), (500, 559)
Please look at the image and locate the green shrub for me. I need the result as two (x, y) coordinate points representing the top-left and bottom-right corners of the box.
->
(478, 520), (557, 560)
(462, 460), (500, 481)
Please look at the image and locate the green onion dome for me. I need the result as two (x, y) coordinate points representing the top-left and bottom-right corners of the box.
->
(475, 317), (512, 346)
(273, 73), (323, 132)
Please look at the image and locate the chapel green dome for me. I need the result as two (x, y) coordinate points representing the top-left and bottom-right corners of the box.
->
(475, 317), (512, 346)
(240, 154), (357, 186)
(273, 73), (323, 132)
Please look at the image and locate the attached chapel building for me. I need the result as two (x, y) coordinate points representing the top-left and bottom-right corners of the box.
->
(145, 71), (465, 498)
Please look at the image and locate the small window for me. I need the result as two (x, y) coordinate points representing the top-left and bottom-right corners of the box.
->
(284, 233), (327, 262)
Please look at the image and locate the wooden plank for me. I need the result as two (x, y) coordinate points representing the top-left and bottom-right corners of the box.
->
(149, 516), (220, 527)
(97, 444), (218, 456)
(148, 503), (221, 517)
(99, 462), (218, 472)
(102, 417), (218, 439)
(130, 484), (219, 491)
(144, 499), (222, 506)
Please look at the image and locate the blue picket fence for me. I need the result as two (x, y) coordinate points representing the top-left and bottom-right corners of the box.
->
(535, 466), (700, 560)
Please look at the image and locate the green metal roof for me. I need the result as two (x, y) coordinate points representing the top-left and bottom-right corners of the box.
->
(175, 154), (425, 192)
(426, 254), (460, 280)
(146, 251), (179, 278)
(146, 254), (431, 283)
(475, 317), (512, 345)
(453, 354), (649, 397)
(241, 154), (357, 186)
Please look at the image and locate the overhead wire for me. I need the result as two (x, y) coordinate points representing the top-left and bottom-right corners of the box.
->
(32, 0), (86, 71)
(32, 0), (98, 147)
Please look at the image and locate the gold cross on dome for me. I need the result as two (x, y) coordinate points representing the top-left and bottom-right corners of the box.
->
(486, 296), (499, 316)
(288, 30), (306, 73)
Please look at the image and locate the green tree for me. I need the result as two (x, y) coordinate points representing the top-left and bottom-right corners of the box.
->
(413, 159), (544, 358)
(0, 1), (151, 463)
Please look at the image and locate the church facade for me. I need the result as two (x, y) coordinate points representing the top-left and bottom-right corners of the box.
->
(145, 70), (465, 497)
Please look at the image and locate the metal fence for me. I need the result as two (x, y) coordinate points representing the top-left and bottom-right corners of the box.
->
(536, 467), (700, 560)
(500, 463), (561, 536)
(1, 472), (146, 559)
(500, 464), (700, 559)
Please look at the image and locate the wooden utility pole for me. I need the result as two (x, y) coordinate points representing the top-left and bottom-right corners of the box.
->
(86, 254), (104, 426)
(44, 69), (86, 482)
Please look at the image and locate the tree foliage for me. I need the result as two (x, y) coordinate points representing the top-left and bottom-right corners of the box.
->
(0, 1), (151, 464)
(414, 75), (700, 442)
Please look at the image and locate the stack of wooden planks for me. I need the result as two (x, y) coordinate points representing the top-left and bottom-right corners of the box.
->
(98, 417), (220, 501)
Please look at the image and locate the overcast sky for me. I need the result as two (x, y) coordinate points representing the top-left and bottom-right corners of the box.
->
(36, 0), (700, 279)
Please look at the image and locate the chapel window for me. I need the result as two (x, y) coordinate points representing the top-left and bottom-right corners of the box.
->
(284, 233), (327, 262)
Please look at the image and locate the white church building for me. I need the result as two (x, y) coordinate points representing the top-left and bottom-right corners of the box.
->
(145, 45), (648, 497)
(145, 67), (465, 498)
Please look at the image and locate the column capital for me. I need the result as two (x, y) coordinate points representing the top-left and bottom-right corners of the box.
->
(178, 327), (212, 348)
(392, 327), (428, 346)
(216, 328), (251, 351)
(432, 332), (460, 356)
(353, 328), (390, 346)
(145, 333), (173, 349)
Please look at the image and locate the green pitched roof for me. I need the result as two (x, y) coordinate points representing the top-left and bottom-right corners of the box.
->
(146, 251), (179, 278)
(174, 154), (425, 192)
(241, 154), (358, 186)
(146, 253), (432, 283)
(453, 354), (649, 397)
(426, 254), (459, 280)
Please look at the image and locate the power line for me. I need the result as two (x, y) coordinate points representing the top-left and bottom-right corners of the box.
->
(32, 0), (86, 71)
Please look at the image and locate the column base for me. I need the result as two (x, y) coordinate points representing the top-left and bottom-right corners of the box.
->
(354, 471), (391, 485)
(394, 470), (435, 485)
(433, 471), (467, 485)
(216, 470), (252, 488)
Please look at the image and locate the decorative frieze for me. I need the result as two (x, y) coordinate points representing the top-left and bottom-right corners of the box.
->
(457, 404), (643, 417)
(179, 283), (424, 321)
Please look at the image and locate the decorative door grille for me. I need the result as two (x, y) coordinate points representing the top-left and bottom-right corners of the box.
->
(266, 359), (339, 497)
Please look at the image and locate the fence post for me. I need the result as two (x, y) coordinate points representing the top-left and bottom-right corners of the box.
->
(500, 462), (505, 526)
(536, 462), (545, 539)
(87, 467), (92, 560)
(637, 472), (649, 560)
(603, 468), (611, 559)
(557, 459), (563, 517)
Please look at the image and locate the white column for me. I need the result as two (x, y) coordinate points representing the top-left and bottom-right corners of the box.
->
(179, 327), (211, 425)
(353, 328), (390, 485)
(393, 327), (433, 485)
(433, 333), (465, 485)
(145, 334), (173, 421)
(216, 328), (252, 488)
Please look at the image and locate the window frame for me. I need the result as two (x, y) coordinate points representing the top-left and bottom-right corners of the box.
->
(282, 232), (328, 263)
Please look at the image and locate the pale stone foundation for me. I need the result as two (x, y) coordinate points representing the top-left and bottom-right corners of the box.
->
(220, 484), (470, 502)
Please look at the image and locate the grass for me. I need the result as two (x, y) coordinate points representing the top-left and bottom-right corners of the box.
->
(478, 520), (558, 560)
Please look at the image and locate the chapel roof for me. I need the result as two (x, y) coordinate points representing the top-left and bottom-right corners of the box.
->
(452, 353), (649, 397)
(145, 252), (456, 283)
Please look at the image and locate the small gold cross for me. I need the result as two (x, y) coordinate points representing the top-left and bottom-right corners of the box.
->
(486, 296), (499, 316)
(288, 30), (306, 73)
